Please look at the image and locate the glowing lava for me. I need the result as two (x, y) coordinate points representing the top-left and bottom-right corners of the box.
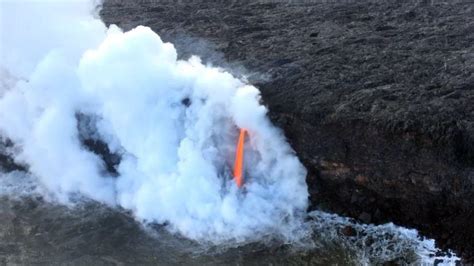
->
(233, 128), (247, 188)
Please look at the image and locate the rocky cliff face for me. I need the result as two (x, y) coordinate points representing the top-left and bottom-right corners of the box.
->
(99, 0), (474, 260)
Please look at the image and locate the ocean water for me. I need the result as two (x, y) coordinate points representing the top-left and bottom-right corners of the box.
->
(0, 172), (459, 265)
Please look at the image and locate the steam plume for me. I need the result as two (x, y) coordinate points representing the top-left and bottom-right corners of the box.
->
(0, 0), (308, 242)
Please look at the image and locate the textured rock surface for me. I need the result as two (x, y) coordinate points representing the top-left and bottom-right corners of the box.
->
(99, 0), (474, 260)
(0, 138), (26, 172)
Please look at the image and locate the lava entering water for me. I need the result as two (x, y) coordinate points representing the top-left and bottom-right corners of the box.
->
(233, 128), (246, 188)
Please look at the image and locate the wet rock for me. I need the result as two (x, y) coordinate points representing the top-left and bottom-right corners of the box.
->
(76, 113), (122, 176)
(373, 209), (382, 222)
(358, 212), (372, 224)
(0, 137), (27, 172)
(340, 225), (357, 237)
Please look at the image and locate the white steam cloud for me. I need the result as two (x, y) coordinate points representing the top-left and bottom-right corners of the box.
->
(0, 1), (308, 242)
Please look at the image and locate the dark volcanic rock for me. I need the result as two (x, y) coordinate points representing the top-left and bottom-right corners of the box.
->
(340, 225), (357, 237)
(0, 138), (26, 172)
(76, 113), (122, 176)
(99, 0), (474, 261)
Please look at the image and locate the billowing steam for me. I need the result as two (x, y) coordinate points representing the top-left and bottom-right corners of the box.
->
(0, 1), (308, 242)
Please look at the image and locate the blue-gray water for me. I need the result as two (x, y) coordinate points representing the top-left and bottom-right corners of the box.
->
(0, 197), (460, 265)
(0, 172), (459, 265)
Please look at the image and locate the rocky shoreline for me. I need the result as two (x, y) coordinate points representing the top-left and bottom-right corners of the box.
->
(99, 0), (474, 261)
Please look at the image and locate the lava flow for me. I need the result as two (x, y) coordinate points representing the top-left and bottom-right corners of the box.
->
(233, 128), (247, 188)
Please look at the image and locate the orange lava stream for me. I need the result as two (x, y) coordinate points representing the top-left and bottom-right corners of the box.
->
(233, 128), (247, 188)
